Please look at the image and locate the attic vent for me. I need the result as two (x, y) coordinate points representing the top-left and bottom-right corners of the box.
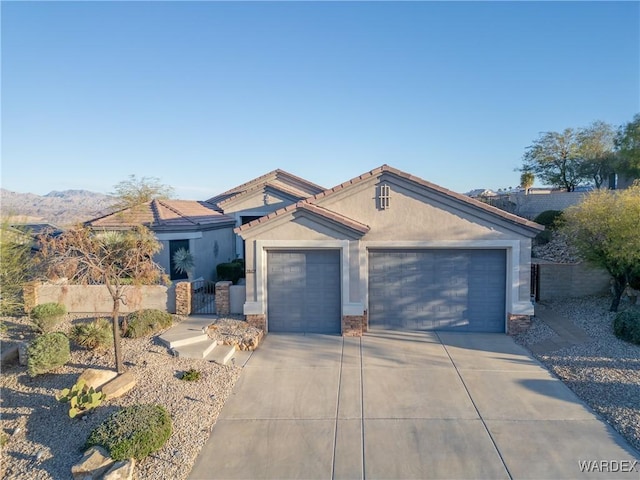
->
(378, 183), (391, 210)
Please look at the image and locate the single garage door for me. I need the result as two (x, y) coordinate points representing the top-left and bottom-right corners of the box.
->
(369, 249), (506, 332)
(267, 250), (341, 333)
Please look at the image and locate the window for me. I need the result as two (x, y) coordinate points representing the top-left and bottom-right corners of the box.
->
(169, 239), (190, 280)
(378, 183), (391, 210)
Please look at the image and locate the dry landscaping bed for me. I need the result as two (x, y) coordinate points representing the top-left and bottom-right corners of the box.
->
(0, 314), (260, 480)
(514, 296), (640, 453)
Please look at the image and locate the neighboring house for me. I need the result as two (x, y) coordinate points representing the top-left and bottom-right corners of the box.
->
(85, 169), (326, 281)
(10, 222), (64, 253)
(236, 165), (543, 336)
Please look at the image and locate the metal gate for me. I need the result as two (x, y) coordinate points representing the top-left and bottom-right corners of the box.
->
(191, 279), (217, 315)
(531, 263), (540, 302)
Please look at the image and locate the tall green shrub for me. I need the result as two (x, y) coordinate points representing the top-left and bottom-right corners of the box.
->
(86, 404), (172, 460)
(216, 261), (244, 284)
(27, 332), (70, 376)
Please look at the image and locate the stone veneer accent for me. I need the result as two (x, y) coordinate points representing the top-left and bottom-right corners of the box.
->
(215, 281), (232, 316)
(342, 315), (364, 337)
(175, 282), (191, 316)
(22, 281), (40, 314)
(507, 313), (531, 335)
(246, 314), (266, 331)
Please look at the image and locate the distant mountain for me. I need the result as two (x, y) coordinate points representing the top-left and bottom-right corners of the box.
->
(0, 188), (117, 227)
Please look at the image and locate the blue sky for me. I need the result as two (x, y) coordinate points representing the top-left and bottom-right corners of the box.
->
(2, 1), (638, 199)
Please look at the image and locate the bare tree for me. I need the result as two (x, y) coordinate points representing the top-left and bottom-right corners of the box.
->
(37, 225), (167, 372)
(111, 175), (174, 210)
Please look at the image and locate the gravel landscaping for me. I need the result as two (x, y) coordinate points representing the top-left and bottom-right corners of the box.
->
(0, 314), (255, 480)
(514, 295), (640, 453)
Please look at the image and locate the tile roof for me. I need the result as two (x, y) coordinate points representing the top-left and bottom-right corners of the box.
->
(235, 201), (369, 235)
(236, 165), (544, 235)
(207, 169), (325, 208)
(86, 199), (235, 230)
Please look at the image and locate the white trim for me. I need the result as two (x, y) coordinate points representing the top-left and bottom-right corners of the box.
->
(363, 240), (521, 333)
(250, 240), (350, 331)
(155, 232), (202, 241)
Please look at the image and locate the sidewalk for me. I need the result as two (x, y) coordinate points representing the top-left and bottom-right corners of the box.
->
(528, 302), (592, 355)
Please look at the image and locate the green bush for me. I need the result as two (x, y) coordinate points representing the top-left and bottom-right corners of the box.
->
(30, 302), (67, 333)
(86, 404), (172, 461)
(124, 309), (173, 338)
(27, 332), (70, 376)
(613, 310), (640, 345)
(534, 210), (564, 229)
(216, 261), (244, 284)
(70, 318), (113, 351)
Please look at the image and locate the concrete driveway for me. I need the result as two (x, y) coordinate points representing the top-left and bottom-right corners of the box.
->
(188, 331), (640, 479)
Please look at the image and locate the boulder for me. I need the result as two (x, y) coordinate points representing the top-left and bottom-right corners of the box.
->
(78, 368), (118, 391)
(103, 459), (135, 480)
(101, 371), (136, 399)
(71, 446), (114, 480)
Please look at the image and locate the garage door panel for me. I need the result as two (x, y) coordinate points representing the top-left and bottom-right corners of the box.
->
(267, 250), (341, 333)
(368, 249), (506, 333)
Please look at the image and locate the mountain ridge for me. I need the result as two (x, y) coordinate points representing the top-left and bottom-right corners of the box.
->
(1, 188), (117, 227)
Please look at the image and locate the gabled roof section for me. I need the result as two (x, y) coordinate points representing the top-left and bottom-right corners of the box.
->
(206, 169), (325, 211)
(235, 201), (370, 237)
(306, 165), (544, 234)
(86, 199), (235, 231)
(236, 165), (543, 237)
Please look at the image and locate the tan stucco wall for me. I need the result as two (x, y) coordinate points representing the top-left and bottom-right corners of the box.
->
(240, 173), (537, 320)
(35, 283), (176, 314)
(223, 190), (296, 215)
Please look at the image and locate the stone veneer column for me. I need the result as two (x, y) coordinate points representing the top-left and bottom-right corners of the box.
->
(215, 281), (232, 316)
(507, 313), (531, 335)
(246, 314), (266, 331)
(342, 315), (364, 337)
(175, 282), (191, 316)
(22, 281), (41, 314)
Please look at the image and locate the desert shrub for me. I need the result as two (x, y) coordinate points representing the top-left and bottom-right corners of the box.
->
(30, 302), (66, 333)
(534, 210), (564, 229)
(70, 318), (113, 351)
(613, 310), (640, 345)
(216, 261), (244, 284)
(179, 368), (201, 382)
(86, 404), (172, 461)
(124, 309), (173, 338)
(27, 332), (70, 376)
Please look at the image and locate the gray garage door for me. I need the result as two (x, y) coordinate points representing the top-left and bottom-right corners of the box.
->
(267, 250), (341, 333)
(369, 249), (506, 332)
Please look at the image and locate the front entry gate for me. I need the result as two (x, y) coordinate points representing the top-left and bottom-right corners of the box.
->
(191, 279), (217, 315)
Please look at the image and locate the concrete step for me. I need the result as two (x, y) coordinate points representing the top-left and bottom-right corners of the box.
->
(206, 344), (236, 365)
(173, 339), (218, 360)
(160, 332), (210, 350)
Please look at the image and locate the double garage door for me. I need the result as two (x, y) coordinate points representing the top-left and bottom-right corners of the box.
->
(369, 249), (506, 332)
(266, 248), (506, 333)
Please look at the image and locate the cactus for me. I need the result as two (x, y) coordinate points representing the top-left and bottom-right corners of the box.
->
(57, 379), (106, 418)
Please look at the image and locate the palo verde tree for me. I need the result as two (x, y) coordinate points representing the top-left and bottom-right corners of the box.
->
(111, 175), (174, 211)
(37, 225), (167, 372)
(615, 113), (640, 179)
(561, 183), (640, 312)
(521, 128), (583, 191)
(577, 121), (616, 189)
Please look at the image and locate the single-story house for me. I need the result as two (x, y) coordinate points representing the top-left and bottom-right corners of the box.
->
(86, 169), (326, 281)
(236, 165), (543, 336)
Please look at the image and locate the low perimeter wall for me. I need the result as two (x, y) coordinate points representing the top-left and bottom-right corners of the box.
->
(24, 281), (176, 314)
(536, 262), (610, 301)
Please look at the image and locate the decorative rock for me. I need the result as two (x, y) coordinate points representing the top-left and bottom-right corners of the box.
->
(101, 371), (136, 399)
(78, 368), (118, 390)
(71, 446), (114, 480)
(103, 459), (135, 480)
